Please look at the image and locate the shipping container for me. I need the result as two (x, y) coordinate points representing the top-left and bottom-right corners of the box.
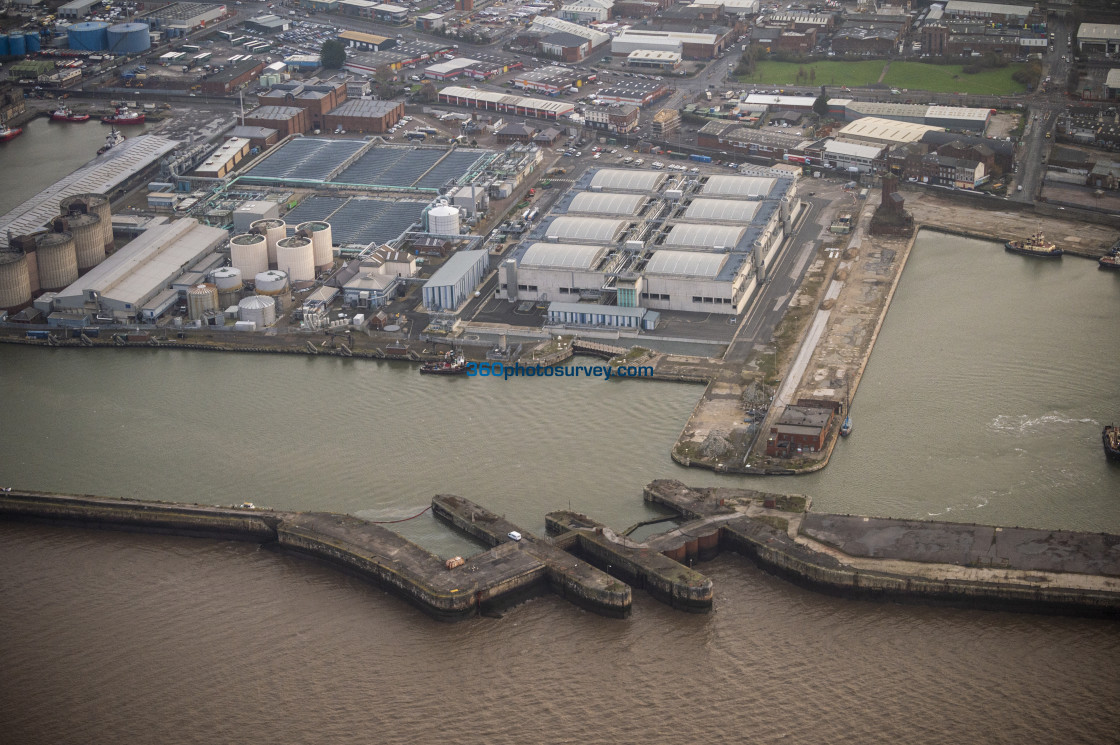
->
(689, 154), (712, 163)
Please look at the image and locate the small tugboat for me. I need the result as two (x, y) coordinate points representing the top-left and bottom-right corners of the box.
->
(98, 127), (125, 155)
(1099, 248), (1120, 271)
(840, 415), (853, 438)
(50, 104), (90, 123)
(0, 123), (23, 142)
(1005, 227), (1062, 258)
(1104, 425), (1120, 463)
(419, 350), (470, 375)
(100, 107), (145, 125)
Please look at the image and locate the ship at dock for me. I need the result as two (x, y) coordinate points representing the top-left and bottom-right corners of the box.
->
(419, 350), (470, 375)
(1099, 248), (1120, 271)
(1005, 228), (1062, 258)
(50, 104), (90, 123)
(0, 123), (23, 142)
(100, 107), (145, 126)
(97, 127), (125, 155)
(1104, 425), (1120, 463)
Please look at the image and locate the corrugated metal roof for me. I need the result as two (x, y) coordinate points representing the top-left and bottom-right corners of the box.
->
(424, 249), (488, 286)
(439, 86), (576, 115)
(683, 198), (760, 223)
(838, 116), (943, 144)
(1078, 23), (1120, 41)
(588, 169), (666, 192)
(824, 140), (885, 158)
(701, 175), (776, 198)
(521, 242), (608, 270)
(544, 216), (626, 243)
(567, 192), (647, 215)
(55, 219), (227, 307)
(644, 250), (727, 278)
(663, 223), (745, 250)
(0, 134), (180, 250)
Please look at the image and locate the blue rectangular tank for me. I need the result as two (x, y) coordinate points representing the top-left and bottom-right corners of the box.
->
(8, 33), (26, 56)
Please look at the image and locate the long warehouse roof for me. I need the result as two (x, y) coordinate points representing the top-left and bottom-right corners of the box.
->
(0, 134), (180, 250)
(588, 169), (666, 192)
(701, 175), (777, 198)
(644, 249), (727, 278)
(55, 219), (227, 307)
(663, 223), (746, 250)
(521, 242), (608, 270)
(567, 191), (647, 216)
(683, 198), (761, 223)
(544, 215), (627, 243)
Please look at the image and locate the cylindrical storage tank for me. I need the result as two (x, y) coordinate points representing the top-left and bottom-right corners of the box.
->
(61, 213), (104, 271)
(186, 283), (218, 321)
(253, 269), (288, 296)
(25, 32), (42, 53)
(60, 193), (113, 249)
(298, 221), (333, 271)
(107, 23), (151, 55)
(229, 234), (269, 278)
(0, 251), (32, 312)
(67, 21), (110, 52)
(35, 231), (78, 291)
(427, 204), (460, 236)
(211, 266), (243, 292)
(250, 219), (285, 269)
(8, 33), (26, 57)
(275, 236), (314, 282)
(238, 295), (276, 329)
(0, 36), (9, 57)
(212, 266), (243, 308)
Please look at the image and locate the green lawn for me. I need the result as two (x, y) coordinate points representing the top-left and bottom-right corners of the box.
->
(736, 60), (887, 88)
(883, 61), (1028, 95)
(737, 60), (1029, 95)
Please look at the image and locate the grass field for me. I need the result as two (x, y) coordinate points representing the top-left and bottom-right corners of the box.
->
(738, 60), (1029, 95)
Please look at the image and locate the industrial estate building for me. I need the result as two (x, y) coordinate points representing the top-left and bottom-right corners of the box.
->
(53, 219), (229, 322)
(497, 167), (799, 322)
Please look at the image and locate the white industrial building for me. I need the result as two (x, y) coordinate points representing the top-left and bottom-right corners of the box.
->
(1077, 23), (1120, 55)
(530, 16), (611, 49)
(497, 168), (798, 318)
(53, 219), (229, 321)
(835, 116), (944, 146)
(421, 249), (489, 312)
(822, 140), (886, 173)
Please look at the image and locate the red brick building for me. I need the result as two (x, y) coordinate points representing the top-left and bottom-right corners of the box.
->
(243, 105), (311, 138)
(257, 78), (349, 132)
(765, 405), (835, 457)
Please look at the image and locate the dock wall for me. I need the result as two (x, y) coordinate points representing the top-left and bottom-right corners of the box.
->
(719, 518), (1120, 617)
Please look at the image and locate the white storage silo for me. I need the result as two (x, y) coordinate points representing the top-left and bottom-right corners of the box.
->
(427, 202), (460, 236)
(297, 221), (334, 272)
(251, 219), (286, 269)
(59, 213), (104, 271)
(211, 266), (243, 309)
(238, 295), (276, 329)
(186, 283), (219, 321)
(35, 230), (79, 291)
(253, 269), (289, 296)
(276, 236), (314, 282)
(0, 250), (32, 311)
(230, 234), (269, 278)
(60, 193), (112, 249)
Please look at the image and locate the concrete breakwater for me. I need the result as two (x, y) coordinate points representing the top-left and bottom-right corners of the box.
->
(0, 490), (629, 621)
(642, 480), (1120, 618)
(5, 484), (1119, 620)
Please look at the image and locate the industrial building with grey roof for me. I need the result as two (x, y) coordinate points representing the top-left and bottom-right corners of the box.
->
(498, 165), (799, 318)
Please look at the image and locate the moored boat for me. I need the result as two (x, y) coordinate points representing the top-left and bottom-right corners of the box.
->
(1105, 425), (1120, 463)
(50, 104), (90, 123)
(1005, 228), (1062, 258)
(1099, 251), (1120, 271)
(840, 415), (853, 437)
(0, 124), (23, 142)
(101, 107), (145, 125)
(419, 351), (470, 375)
(98, 127), (125, 155)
